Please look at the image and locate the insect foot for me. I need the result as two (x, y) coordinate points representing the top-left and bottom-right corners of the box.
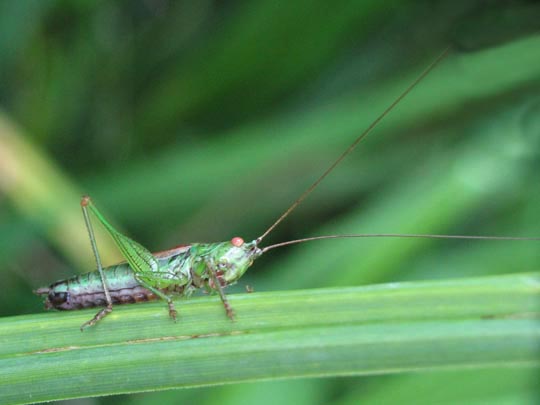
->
(167, 301), (178, 322)
(224, 303), (235, 321)
(80, 305), (113, 331)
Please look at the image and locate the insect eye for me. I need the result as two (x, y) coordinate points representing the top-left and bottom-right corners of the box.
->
(231, 237), (244, 247)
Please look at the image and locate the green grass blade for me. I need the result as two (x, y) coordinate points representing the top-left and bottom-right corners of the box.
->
(1, 273), (539, 404)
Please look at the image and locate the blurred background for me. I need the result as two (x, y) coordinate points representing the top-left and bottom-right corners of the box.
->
(1, 0), (539, 404)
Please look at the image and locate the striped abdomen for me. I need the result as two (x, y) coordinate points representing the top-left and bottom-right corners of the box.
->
(35, 264), (159, 310)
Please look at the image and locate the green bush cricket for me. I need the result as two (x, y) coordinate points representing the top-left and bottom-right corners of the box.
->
(34, 48), (539, 330)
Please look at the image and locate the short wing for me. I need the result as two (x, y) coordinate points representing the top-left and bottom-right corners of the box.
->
(88, 200), (159, 275)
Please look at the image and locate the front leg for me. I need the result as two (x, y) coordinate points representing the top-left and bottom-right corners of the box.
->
(206, 260), (235, 321)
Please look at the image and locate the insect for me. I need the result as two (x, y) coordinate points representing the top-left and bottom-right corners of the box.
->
(34, 48), (538, 330)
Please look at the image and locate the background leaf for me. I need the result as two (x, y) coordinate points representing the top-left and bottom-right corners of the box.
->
(0, 1), (539, 404)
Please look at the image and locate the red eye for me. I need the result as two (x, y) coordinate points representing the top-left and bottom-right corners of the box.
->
(231, 237), (244, 247)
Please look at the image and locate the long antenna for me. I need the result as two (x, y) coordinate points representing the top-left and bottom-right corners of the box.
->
(257, 47), (451, 242)
(262, 233), (540, 253)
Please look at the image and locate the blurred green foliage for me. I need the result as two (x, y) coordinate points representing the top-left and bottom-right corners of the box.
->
(0, 0), (539, 404)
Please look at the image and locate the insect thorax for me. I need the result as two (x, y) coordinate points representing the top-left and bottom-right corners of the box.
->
(189, 240), (262, 285)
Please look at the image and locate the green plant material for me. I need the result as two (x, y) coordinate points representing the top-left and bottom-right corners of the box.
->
(1, 3), (539, 404)
(92, 34), (540, 228)
(337, 367), (539, 405)
(1, 273), (539, 404)
(0, 114), (122, 270)
(137, 0), (403, 134)
(263, 88), (540, 289)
